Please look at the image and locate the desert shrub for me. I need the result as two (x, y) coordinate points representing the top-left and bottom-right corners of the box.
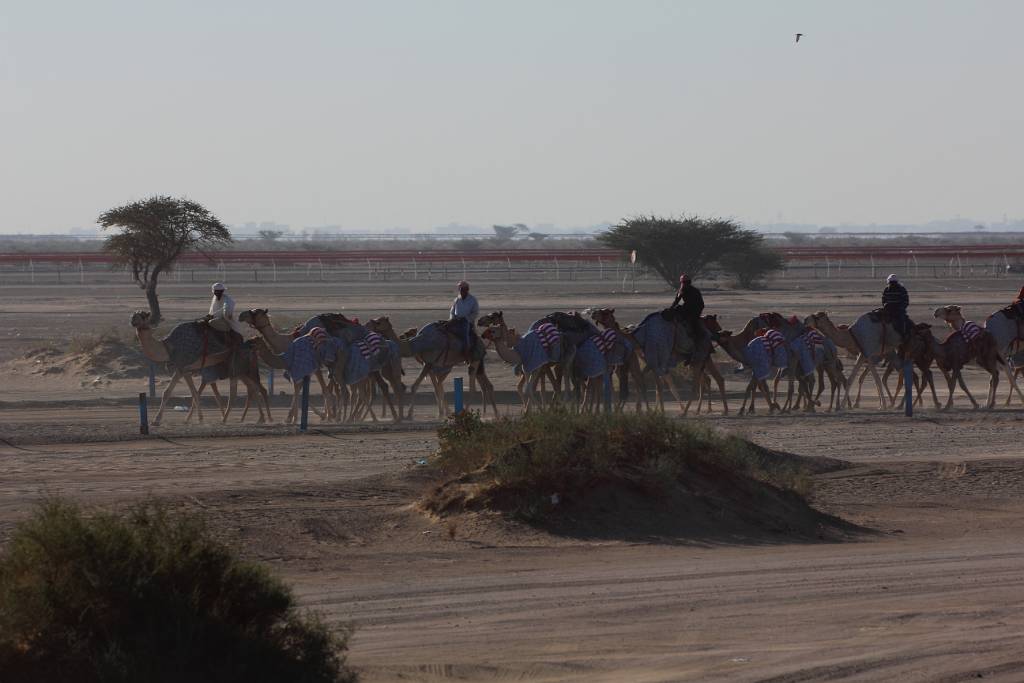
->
(67, 328), (128, 355)
(431, 410), (810, 517)
(0, 500), (356, 683)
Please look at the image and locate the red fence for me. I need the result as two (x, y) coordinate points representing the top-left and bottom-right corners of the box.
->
(0, 249), (624, 265)
(2, 244), (1024, 265)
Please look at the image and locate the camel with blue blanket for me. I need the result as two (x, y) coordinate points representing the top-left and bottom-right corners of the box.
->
(187, 342), (273, 424)
(130, 310), (267, 426)
(364, 316), (496, 420)
(590, 307), (727, 415)
(481, 322), (567, 413)
(240, 309), (337, 420)
(745, 314), (849, 412)
(714, 323), (813, 416)
(253, 328), (353, 424)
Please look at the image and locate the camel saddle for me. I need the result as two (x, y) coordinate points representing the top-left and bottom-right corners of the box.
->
(316, 312), (359, 337)
(1000, 304), (1024, 320)
(537, 311), (593, 334)
(434, 319), (484, 361)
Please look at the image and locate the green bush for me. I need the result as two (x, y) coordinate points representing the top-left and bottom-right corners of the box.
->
(0, 500), (356, 683)
(431, 410), (810, 517)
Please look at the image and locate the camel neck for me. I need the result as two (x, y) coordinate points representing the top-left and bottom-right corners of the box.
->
(135, 327), (169, 363)
(254, 318), (292, 353)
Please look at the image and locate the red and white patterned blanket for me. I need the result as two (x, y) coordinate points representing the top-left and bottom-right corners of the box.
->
(592, 329), (619, 354)
(535, 322), (561, 351)
(960, 321), (984, 344)
(761, 328), (786, 353)
(356, 332), (384, 360)
(803, 328), (826, 351)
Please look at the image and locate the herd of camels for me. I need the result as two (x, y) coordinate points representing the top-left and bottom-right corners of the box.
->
(128, 301), (1024, 426)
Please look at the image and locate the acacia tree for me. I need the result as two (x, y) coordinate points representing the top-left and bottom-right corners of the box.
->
(719, 246), (785, 288)
(99, 196), (232, 325)
(598, 214), (781, 288)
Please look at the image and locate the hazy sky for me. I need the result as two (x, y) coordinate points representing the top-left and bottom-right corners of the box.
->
(2, 1), (1022, 233)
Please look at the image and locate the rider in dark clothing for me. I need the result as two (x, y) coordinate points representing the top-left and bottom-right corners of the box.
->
(1014, 285), (1024, 318)
(882, 274), (912, 337)
(671, 274), (705, 341)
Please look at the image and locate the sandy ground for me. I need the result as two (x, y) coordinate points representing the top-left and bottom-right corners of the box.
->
(3, 275), (1024, 681)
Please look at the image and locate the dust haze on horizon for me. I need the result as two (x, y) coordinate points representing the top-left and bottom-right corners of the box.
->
(2, 1), (1022, 234)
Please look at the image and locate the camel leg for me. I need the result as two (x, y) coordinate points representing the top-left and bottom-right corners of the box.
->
(956, 371), (980, 410)
(985, 363), (1000, 410)
(700, 361), (728, 415)
(683, 367), (702, 416)
(999, 354), (1024, 406)
(431, 373), (447, 418)
(151, 371), (184, 426)
(660, 373), (687, 414)
(248, 375), (272, 423)
(185, 379), (209, 424)
(759, 379), (780, 413)
(405, 364), (431, 420)
(738, 378), (754, 416)
(926, 369), (942, 409)
(847, 357), (868, 408)
(180, 373), (205, 424)
(479, 370), (498, 416)
(634, 365), (651, 413)
(218, 378), (236, 424)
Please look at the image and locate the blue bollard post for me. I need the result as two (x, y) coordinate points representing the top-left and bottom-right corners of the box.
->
(148, 362), (156, 399)
(603, 372), (612, 414)
(453, 377), (464, 413)
(300, 375), (310, 431)
(138, 392), (149, 435)
(904, 359), (913, 417)
(267, 369), (274, 395)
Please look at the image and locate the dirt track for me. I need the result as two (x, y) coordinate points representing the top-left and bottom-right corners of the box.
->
(3, 412), (1024, 681)
(3, 276), (1024, 681)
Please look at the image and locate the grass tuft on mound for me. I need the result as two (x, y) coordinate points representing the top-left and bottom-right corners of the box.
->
(426, 411), (841, 541)
(0, 500), (356, 683)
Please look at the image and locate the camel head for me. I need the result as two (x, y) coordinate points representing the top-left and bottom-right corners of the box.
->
(589, 307), (616, 328)
(399, 327), (418, 340)
(480, 326), (508, 343)
(239, 308), (268, 327)
(477, 310), (504, 327)
(702, 314), (722, 333)
(129, 310), (152, 329)
(934, 305), (964, 324)
(754, 312), (786, 329)
(366, 316), (393, 334)
(805, 311), (832, 329)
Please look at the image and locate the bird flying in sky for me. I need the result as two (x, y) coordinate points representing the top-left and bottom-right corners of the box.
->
(795, 33), (804, 43)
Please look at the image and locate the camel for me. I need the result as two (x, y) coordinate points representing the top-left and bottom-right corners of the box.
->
(591, 307), (727, 415)
(904, 322), (1002, 410)
(239, 309), (335, 420)
(187, 346), (273, 424)
(580, 309), (650, 413)
(334, 323), (405, 423)
(129, 310), (259, 426)
(886, 323), (947, 410)
(804, 311), (901, 410)
(713, 323), (812, 415)
(251, 335), (348, 423)
(478, 310), (577, 409)
(366, 316), (496, 419)
(977, 306), (1024, 406)
(480, 323), (561, 413)
(748, 315), (848, 412)
(931, 305), (1007, 409)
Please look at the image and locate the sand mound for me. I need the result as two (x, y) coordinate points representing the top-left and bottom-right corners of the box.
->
(421, 412), (857, 544)
(14, 339), (149, 383)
